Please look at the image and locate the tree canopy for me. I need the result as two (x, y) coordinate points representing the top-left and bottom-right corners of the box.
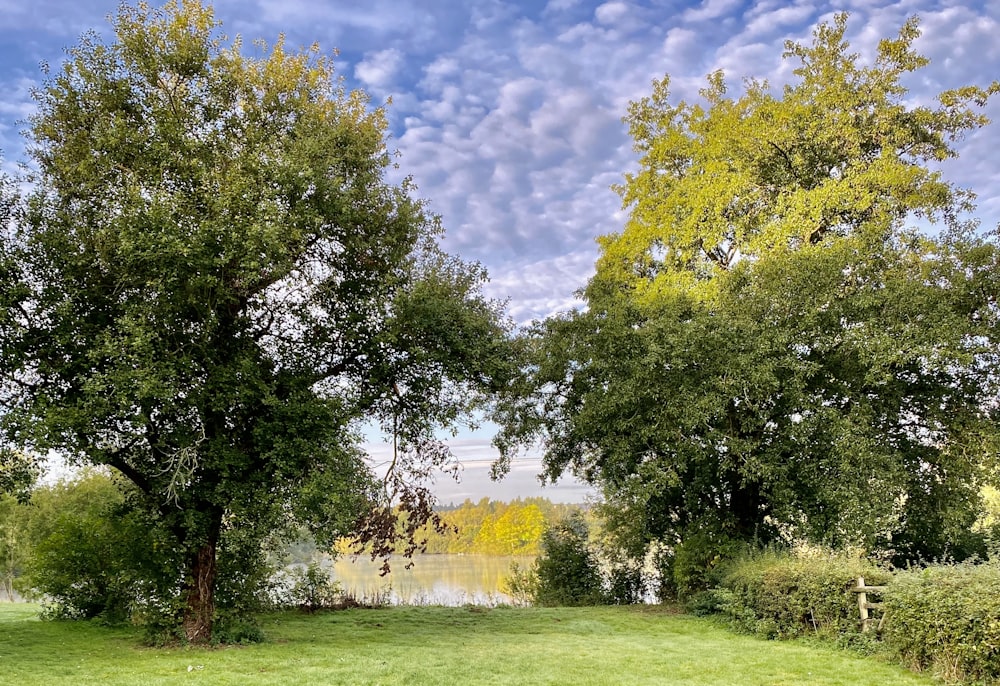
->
(495, 14), (1000, 594)
(0, 0), (512, 640)
(602, 15), (996, 304)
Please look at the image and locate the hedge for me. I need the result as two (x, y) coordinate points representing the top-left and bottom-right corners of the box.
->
(882, 562), (1000, 683)
(718, 550), (891, 640)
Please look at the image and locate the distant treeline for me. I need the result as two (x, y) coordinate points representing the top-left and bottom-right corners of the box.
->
(428, 498), (588, 555)
(334, 498), (588, 557)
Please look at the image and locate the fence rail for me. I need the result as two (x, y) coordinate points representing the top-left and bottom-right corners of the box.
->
(853, 575), (887, 632)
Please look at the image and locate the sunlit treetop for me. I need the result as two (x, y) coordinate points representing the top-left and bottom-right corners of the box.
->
(600, 13), (999, 306)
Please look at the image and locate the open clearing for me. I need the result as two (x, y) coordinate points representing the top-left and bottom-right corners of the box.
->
(0, 603), (935, 685)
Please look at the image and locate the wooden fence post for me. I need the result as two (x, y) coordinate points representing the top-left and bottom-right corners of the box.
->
(857, 575), (869, 630)
(853, 576), (887, 633)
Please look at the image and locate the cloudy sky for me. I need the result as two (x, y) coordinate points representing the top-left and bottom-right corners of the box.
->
(3, 0), (999, 503)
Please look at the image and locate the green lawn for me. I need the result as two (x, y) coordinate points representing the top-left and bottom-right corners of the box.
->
(0, 603), (935, 685)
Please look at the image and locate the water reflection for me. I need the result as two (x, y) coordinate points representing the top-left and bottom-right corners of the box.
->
(331, 554), (534, 606)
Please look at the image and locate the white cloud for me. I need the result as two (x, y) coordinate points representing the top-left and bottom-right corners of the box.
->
(545, 0), (581, 13)
(355, 48), (404, 90)
(660, 25), (699, 59)
(683, 0), (743, 23)
(595, 1), (630, 26)
(0, 77), (38, 165)
(363, 436), (595, 503)
(420, 56), (462, 92)
(743, 4), (816, 39)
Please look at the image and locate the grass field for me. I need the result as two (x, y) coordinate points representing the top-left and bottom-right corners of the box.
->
(0, 603), (936, 685)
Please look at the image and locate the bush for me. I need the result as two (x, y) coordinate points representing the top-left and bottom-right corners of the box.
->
(882, 561), (1000, 683)
(211, 616), (266, 645)
(18, 473), (176, 624)
(533, 514), (606, 607)
(604, 557), (647, 605)
(670, 530), (746, 600)
(719, 548), (891, 640)
(501, 561), (538, 606)
(501, 515), (652, 607)
(684, 589), (727, 617)
(279, 560), (343, 611)
(214, 523), (282, 617)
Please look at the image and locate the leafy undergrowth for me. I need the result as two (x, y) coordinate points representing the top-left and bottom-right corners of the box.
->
(1, 603), (936, 686)
(882, 562), (1000, 684)
(718, 550), (893, 640)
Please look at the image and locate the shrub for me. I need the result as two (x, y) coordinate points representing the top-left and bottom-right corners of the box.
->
(671, 530), (746, 600)
(270, 557), (395, 612)
(18, 473), (175, 624)
(502, 515), (652, 607)
(684, 589), (727, 616)
(215, 524), (283, 617)
(604, 557), (647, 605)
(719, 548), (891, 640)
(882, 561), (1000, 683)
(211, 616), (267, 645)
(533, 514), (606, 606)
(501, 561), (538, 606)
(282, 560), (343, 611)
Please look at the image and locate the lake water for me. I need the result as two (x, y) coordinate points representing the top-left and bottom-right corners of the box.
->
(6, 555), (536, 607)
(329, 554), (534, 606)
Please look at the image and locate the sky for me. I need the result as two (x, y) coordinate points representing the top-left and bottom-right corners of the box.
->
(4, 0), (1000, 503)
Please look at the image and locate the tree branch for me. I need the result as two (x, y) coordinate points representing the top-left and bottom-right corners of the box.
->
(768, 140), (794, 173)
(105, 451), (153, 496)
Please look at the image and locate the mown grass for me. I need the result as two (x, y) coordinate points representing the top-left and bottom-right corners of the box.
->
(1, 603), (937, 685)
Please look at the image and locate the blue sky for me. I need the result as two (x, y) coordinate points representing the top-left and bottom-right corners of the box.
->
(5, 0), (1000, 503)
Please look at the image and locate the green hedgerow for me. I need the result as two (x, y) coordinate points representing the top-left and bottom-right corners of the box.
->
(882, 561), (1000, 684)
(719, 548), (891, 640)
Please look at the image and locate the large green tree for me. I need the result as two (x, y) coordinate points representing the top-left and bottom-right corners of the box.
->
(495, 15), (1000, 591)
(1, 1), (511, 640)
(0, 171), (38, 501)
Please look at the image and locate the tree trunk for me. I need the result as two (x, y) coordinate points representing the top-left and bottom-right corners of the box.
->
(727, 472), (768, 541)
(182, 534), (219, 644)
